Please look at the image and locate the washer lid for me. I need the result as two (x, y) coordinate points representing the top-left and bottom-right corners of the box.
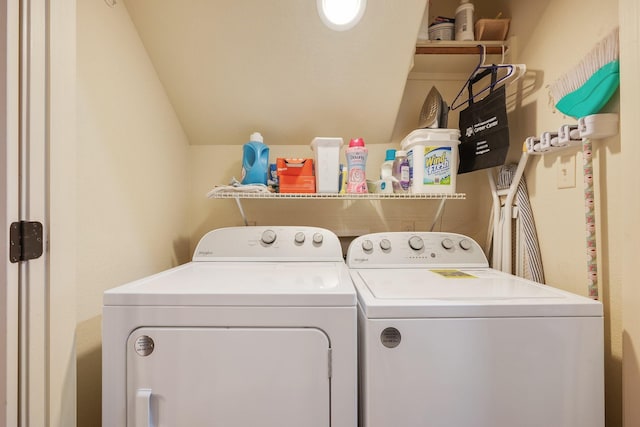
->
(352, 268), (602, 318)
(104, 262), (355, 307)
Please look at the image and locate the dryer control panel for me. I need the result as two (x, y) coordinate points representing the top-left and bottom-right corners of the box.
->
(193, 226), (344, 262)
(346, 232), (489, 268)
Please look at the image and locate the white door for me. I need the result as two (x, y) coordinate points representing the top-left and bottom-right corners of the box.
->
(17, 0), (49, 425)
(127, 327), (331, 427)
(1, 0), (50, 425)
(0, 0), (20, 425)
(1, 0), (74, 425)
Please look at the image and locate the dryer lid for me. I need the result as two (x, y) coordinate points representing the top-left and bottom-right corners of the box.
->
(104, 261), (356, 307)
(352, 268), (602, 318)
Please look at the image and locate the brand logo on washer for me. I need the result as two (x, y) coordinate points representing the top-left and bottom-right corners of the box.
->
(380, 327), (401, 348)
(134, 335), (155, 356)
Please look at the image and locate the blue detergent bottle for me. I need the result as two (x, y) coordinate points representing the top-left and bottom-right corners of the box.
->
(241, 132), (269, 185)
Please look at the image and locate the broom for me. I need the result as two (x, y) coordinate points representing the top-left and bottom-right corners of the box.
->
(547, 28), (619, 301)
(548, 28), (619, 119)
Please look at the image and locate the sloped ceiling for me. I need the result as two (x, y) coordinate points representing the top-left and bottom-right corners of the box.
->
(123, 0), (426, 145)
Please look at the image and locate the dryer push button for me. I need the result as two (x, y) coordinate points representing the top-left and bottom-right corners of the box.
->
(261, 229), (277, 245)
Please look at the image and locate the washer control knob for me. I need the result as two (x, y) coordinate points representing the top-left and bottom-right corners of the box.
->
(459, 238), (472, 250)
(380, 239), (391, 251)
(294, 232), (305, 244)
(362, 239), (374, 252)
(260, 229), (277, 245)
(408, 236), (424, 251)
(312, 232), (324, 244)
(441, 238), (454, 250)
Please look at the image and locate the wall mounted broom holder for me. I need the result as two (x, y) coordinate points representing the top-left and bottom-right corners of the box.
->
(518, 112), (619, 300)
(525, 113), (619, 155)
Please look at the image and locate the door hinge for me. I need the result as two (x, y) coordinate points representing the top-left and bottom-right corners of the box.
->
(10, 221), (44, 263)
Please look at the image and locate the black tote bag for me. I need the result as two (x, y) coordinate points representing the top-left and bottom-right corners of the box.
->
(458, 71), (510, 174)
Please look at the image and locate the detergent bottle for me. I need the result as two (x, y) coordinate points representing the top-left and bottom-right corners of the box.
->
(345, 137), (368, 193)
(241, 132), (269, 185)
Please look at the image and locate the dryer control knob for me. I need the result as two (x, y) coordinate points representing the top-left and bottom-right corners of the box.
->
(362, 239), (374, 252)
(441, 238), (454, 250)
(261, 229), (277, 245)
(459, 238), (472, 250)
(312, 232), (323, 244)
(408, 236), (424, 251)
(380, 239), (391, 251)
(294, 232), (305, 244)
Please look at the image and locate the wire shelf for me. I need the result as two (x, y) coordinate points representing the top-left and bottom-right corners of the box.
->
(208, 192), (466, 200)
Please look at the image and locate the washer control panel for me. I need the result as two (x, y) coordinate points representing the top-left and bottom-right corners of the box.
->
(346, 232), (489, 268)
(193, 226), (343, 261)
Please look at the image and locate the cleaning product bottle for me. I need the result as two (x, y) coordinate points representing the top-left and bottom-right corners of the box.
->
(241, 132), (269, 185)
(376, 148), (396, 194)
(380, 149), (396, 179)
(455, 0), (475, 41)
(345, 137), (368, 193)
(392, 150), (410, 193)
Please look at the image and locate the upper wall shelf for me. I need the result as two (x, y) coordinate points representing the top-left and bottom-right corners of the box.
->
(415, 40), (508, 55)
(410, 40), (511, 77)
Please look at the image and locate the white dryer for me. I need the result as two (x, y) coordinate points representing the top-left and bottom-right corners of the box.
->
(103, 226), (357, 427)
(347, 232), (603, 427)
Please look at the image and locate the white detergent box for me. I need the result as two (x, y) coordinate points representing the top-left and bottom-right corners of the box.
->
(310, 137), (343, 193)
(401, 129), (460, 194)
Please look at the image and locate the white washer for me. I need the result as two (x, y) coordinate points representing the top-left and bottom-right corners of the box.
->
(347, 232), (603, 427)
(103, 226), (357, 427)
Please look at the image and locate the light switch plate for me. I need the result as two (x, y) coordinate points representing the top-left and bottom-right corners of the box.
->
(557, 155), (576, 189)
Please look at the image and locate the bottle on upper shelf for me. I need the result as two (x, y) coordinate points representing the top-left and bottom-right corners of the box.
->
(455, 0), (475, 41)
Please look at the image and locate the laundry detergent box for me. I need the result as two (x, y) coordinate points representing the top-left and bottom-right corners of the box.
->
(400, 128), (460, 194)
(276, 158), (316, 193)
(310, 137), (343, 193)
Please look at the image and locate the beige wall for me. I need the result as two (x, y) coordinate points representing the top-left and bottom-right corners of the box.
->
(75, 1), (191, 425)
(510, 0), (621, 424)
(620, 0), (640, 424)
(50, 0), (78, 424)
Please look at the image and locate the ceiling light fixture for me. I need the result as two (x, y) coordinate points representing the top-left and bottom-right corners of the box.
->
(317, 0), (366, 31)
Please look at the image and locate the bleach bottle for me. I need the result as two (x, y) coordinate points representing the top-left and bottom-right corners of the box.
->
(241, 132), (269, 185)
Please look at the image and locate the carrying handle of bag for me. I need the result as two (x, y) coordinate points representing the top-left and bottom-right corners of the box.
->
(451, 44), (524, 111)
(466, 68), (498, 106)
